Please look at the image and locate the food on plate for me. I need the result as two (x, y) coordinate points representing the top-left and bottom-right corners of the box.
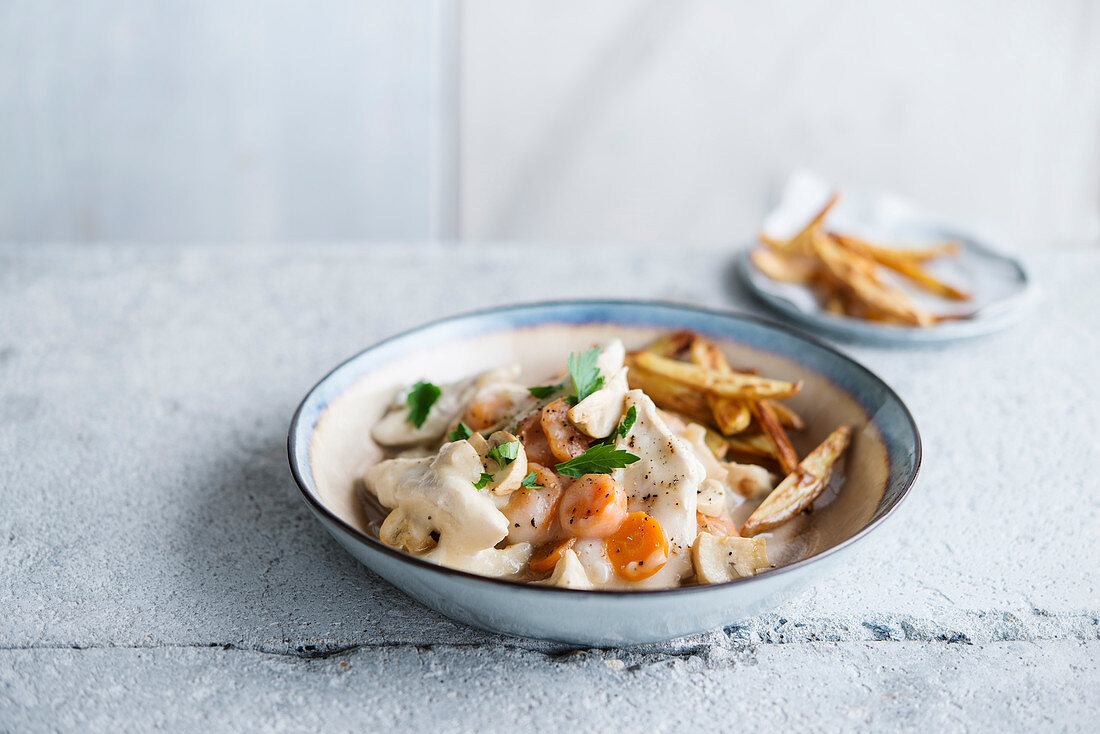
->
(751, 193), (971, 326)
(361, 332), (851, 589)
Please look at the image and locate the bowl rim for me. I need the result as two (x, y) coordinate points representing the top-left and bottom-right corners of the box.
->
(287, 299), (922, 598)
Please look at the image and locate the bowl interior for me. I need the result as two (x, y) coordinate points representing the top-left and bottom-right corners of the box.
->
(292, 302), (919, 578)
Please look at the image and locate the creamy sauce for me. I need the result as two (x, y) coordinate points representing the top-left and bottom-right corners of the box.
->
(308, 324), (890, 588)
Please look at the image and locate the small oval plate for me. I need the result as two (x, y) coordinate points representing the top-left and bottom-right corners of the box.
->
(740, 172), (1036, 345)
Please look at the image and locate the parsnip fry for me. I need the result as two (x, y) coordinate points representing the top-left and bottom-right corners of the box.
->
(750, 400), (799, 475)
(642, 331), (695, 359)
(688, 337), (753, 435)
(762, 193), (840, 256)
(767, 400), (805, 431)
(710, 397), (752, 435)
(812, 234), (934, 327)
(687, 335), (730, 372)
(741, 425), (852, 536)
(702, 426), (729, 460)
(726, 432), (779, 459)
(628, 352), (802, 401)
(831, 233), (960, 262)
(750, 248), (818, 284)
(834, 234), (970, 301)
(626, 366), (711, 425)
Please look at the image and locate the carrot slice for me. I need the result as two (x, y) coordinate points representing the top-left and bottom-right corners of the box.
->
(529, 538), (577, 575)
(606, 512), (670, 581)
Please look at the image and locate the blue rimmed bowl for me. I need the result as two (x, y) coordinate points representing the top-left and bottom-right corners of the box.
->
(288, 301), (920, 646)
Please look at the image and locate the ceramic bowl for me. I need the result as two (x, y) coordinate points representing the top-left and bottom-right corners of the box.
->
(288, 301), (921, 646)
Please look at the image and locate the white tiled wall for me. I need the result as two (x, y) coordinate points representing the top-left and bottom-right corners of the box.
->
(460, 0), (1100, 251)
(2, 1), (1098, 249)
(0, 0), (454, 242)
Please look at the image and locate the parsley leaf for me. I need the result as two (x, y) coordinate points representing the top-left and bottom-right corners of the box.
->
(472, 472), (494, 489)
(521, 471), (542, 489)
(406, 380), (441, 428)
(568, 347), (604, 403)
(555, 443), (640, 478)
(487, 440), (520, 467)
(616, 406), (637, 438)
(527, 384), (561, 399)
(449, 422), (473, 441)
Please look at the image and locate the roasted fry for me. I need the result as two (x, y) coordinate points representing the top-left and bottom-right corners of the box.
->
(762, 192), (840, 256)
(767, 400), (805, 431)
(750, 191), (970, 326)
(833, 234), (970, 301)
(688, 337), (753, 435)
(741, 424), (852, 536)
(726, 432), (779, 459)
(833, 235), (960, 263)
(750, 400), (798, 475)
(642, 331), (695, 359)
(686, 335), (729, 371)
(702, 425), (729, 460)
(628, 351), (802, 401)
(750, 248), (818, 284)
(626, 366), (712, 425)
(813, 233), (935, 327)
(709, 397), (752, 435)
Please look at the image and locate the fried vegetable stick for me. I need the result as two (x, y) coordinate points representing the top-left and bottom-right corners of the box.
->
(626, 366), (712, 425)
(767, 400), (805, 431)
(629, 351), (802, 401)
(688, 337), (752, 435)
(702, 425), (730, 460)
(726, 432), (779, 459)
(833, 234), (971, 301)
(750, 248), (819, 284)
(833, 235), (960, 262)
(750, 399), (799, 475)
(642, 331), (695, 359)
(762, 192), (840, 256)
(741, 424), (852, 536)
(812, 234), (935, 327)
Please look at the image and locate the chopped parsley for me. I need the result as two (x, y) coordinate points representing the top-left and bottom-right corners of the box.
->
(568, 347), (604, 404)
(406, 380), (441, 428)
(487, 440), (520, 467)
(449, 422), (474, 441)
(527, 384), (560, 399)
(472, 472), (494, 489)
(527, 346), (606, 405)
(555, 443), (640, 478)
(616, 405), (637, 438)
(521, 471), (542, 489)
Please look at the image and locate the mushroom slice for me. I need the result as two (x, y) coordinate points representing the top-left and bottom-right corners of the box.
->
(379, 507), (435, 553)
(691, 531), (769, 584)
(466, 431), (489, 455)
(483, 431), (528, 495)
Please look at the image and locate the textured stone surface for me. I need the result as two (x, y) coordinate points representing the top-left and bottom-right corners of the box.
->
(3, 641), (1098, 732)
(1, 242), (1097, 729)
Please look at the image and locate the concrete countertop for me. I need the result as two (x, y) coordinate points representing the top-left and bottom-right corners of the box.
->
(1, 242), (1097, 731)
